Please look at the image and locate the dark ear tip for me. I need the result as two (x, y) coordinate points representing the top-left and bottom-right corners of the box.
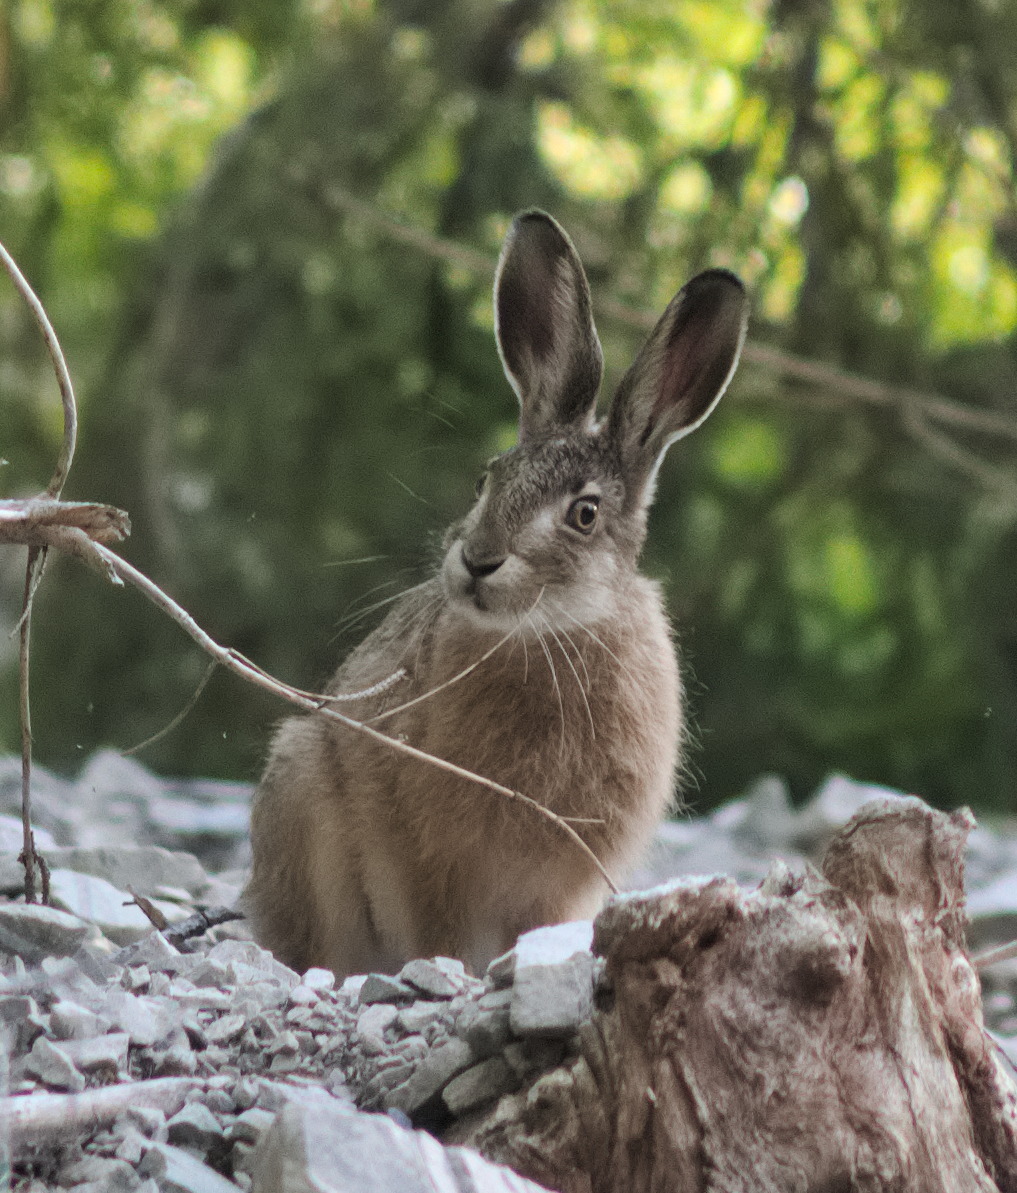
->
(685, 267), (746, 295)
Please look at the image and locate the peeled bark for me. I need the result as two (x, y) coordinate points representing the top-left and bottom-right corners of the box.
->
(455, 797), (1017, 1192)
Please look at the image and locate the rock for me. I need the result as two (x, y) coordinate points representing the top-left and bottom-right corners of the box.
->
(0, 994), (49, 1050)
(49, 998), (110, 1040)
(226, 1107), (277, 1147)
(138, 1142), (239, 1193)
(399, 957), (465, 999)
(502, 1038), (567, 1078)
(382, 1036), (474, 1116)
(0, 814), (56, 852)
(485, 950), (515, 989)
(0, 755), (77, 843)
(397, 1001), (449, 1036)
(442, 1056), (517, 1115)
(100, 989), (166, 1047)
(167, 1101), (226, 1150)
(509, 920), (595, 1038)
(59, 1032), (130, 1076)
(0, 901), (89, 962)
(301, 968), (335, 992)
(59, 1155), (137, 1188)
(47, 868), (188, 945)
(456, 989), (513, 1055)
(359, 973), (416, 1004)
(30, 844), (207, 898)
(205, 1013), (247, 1046)
(357, 1003), (399, 1053)
(115, 930), (185, 970)
(22, 1036), (85, 1092)
(252, 1099), (548, 1193)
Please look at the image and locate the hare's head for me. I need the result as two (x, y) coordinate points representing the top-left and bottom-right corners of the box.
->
(441, 210), (748, 633)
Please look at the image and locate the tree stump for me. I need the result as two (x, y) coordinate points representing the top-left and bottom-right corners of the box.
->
(454, 798), (1017, 1192)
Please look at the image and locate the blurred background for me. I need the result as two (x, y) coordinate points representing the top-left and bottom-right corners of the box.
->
(0, 0), (1015, 815)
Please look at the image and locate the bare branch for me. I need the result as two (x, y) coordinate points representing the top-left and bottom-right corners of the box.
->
(122, 661), (218, 757)
(13, 520), (618, 894)
(0, 243), (77, 497)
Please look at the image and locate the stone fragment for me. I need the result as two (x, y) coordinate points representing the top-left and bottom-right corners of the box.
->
(301, 967), (335, 991)
(101, 989), (164, 1046)
(205, 1013), (247, 1045)
(138, 1142), (239, 1193)
(188, 959), (231, 988)
(226, 1107), (277, 1147)
(442, 1055), (517, 1115)
(22, 1036), (85, 1092)
(167, 1101), (225, 1150)
(288, 984), (319, 1007)
(204, 938), (298, 989)
(397, 1001), (449, 1036)
(0, 901), (89, 963)
(0, 994), (49, 1050)
(34, 844), (208, 898)
(359, 973), (416, 1004)
(125, 1105), (169, 1141)
(382, 1036), (474, 1115)
(60, 1031), (130, 1075)
(357, 1003), (399, 1053)
(251, 1099), (550, 1193)
(509, 920), (595, 1038)
(59, 1155), (137, 1188)
(115, 1124), (150, 1165)
(115, 931), (185, 970)
(456, 989), (514, 1055)
(485, 948), (516, 989)
(399, 957), (463, 999)
(0, 815), (56, 851)
(50, 998), (109, 1040)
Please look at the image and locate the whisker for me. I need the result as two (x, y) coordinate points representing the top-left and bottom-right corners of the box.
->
(541, 615), (596, 740)
(529, 613), (566, 759)
(548, 600), (640, 689)
(368, 618), (520, 724)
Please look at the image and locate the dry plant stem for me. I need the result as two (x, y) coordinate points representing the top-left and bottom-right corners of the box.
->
(76, 534), (619, 895)
(18, 550), (39, 903)
(0, 1078), (201, 1158)
(122, 660), (218, 756)
(974, 939), (1017, 970)
(0, 239), (80, 908)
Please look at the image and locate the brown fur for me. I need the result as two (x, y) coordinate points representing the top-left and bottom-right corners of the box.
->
(244, 211), (748, 977)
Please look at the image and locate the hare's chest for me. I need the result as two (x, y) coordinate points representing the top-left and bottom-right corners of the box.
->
(413, 629), (679, 795)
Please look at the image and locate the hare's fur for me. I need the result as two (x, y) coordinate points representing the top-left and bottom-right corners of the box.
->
(245, 211), (748, 977)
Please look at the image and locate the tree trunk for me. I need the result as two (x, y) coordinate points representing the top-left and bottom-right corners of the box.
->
(453, 798), (1017, 1192)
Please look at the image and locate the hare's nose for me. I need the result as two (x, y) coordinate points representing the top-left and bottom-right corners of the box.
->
(461, 548), (505, 579)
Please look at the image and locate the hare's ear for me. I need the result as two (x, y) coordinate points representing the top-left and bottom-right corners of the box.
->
(607, 268), (748, 505)
(495, 210), (604, 441)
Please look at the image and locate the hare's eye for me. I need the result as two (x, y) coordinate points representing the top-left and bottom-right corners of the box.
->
(475, 473), (488, 498)
(566, 495), (600, 534)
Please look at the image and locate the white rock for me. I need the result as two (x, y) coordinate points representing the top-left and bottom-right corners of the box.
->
(0, 901), (89, 963)
(252, 1098), (548, 1193)
(139, 1141), (238, 1193)
(48, 868), (188, 946)
(22, 1036), (85, 1092)
(509, 920), (595, 1038)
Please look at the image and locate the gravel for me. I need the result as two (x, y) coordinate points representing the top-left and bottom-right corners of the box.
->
(1, 753), (1016, 1190)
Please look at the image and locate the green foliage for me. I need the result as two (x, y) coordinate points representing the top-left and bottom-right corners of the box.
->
(1, 0), (1015, 813)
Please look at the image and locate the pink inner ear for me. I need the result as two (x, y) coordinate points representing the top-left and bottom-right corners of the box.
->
(649, 288), (743, 433)
(650, 328), (700, 427)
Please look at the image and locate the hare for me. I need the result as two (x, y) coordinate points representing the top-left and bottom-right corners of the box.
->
(245, 210), (748, 978)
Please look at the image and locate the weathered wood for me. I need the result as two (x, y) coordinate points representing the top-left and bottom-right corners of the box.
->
(0, 497), (130, 546)
(455, 798), (1017, 1192)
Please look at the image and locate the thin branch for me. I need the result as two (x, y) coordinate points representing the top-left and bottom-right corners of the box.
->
(0, 242), (82, 909)
(0, 243), (77, 497)
(323, 185), (1017, 450)
(13, 520), (617, 893)
(973, 939), (1017, 970)
(122, 660), (218, 756)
